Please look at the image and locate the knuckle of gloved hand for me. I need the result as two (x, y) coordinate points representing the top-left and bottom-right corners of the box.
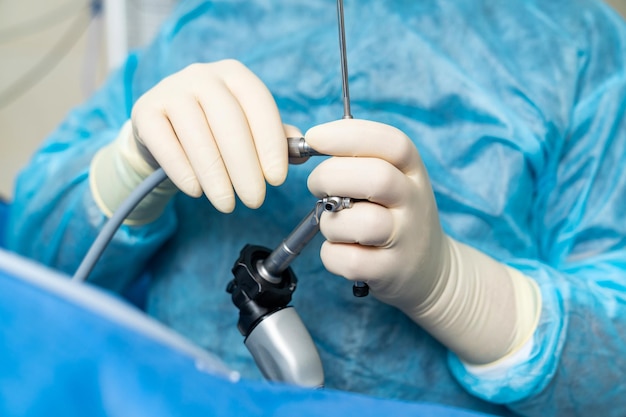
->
(388, 131), (419, 166)
(172, 64), (217, 93)
(363, 207), (395, 246)
(328, 202), (392, 243)
(386, 124), (410, 142)
(395, 130), (417, 155)
(355, 202), (382, 226)
(363, 160), (398, 194)
(306, 168), (327, 197)
(214, 58), (247, 74)
(133, 90), (166, 118)
(180, 62), (210, 78)
(321, 243), (365, 280)
(132, 93), (151, 116)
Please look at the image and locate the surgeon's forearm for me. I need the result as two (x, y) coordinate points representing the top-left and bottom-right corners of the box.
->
(405, 236), (542, 365)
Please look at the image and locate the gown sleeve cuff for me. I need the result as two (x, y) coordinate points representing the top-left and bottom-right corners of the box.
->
(446, 262), (567, 405)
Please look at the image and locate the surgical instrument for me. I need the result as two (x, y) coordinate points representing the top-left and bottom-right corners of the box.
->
(72, 0), (367, 389)
(226, 197), (352, 387)
(72, 140), (321, 284)
(337, 0), (352, 120)
(336, 0), (369, 297)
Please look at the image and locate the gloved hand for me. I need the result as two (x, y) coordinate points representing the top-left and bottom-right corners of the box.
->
(306, 119), (542, 366)
(90, 60), (295, 223)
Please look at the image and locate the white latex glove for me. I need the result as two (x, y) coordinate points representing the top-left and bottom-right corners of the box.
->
(91, 60), (292, 223)
(306, 119), (541, 366)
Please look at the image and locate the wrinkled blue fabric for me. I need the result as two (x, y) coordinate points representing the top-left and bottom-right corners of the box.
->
(0, 249), (496, 417)
(7, 0), (626, 416)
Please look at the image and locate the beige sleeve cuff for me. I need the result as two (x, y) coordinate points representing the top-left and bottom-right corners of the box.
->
(89, 121), (178, 225)
(409, 237), (542, 365)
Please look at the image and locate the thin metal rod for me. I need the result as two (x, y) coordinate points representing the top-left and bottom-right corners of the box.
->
(336, 0), (352, 119)
(335, 0), (369, 297)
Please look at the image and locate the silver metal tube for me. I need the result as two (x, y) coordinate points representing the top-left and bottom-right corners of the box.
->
(336, 0), (352, 119)
(261, 208), (320, 278)
(287, 136), (323, 158)
(260, 197), (353, 281)
(335, 0), (369, 296)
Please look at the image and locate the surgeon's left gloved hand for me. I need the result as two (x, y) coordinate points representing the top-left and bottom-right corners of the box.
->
(306, 119), (542, 366)
(89, 60), (300, 225)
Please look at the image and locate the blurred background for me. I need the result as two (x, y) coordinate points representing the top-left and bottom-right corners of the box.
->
(0, 0), (625, 200)
(0, 0), (177, 200)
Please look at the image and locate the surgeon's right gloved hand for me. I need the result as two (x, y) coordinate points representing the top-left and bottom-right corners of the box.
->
(90, 60), (294, 224)
(306, 119), (542, 368)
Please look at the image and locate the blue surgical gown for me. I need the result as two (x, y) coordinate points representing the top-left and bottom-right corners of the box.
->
(7, 0), (626, 415)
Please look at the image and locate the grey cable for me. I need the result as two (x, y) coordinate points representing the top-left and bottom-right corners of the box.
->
(72, 167), (168, 283)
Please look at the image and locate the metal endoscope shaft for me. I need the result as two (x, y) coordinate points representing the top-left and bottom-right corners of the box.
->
(259, 207), (319, 280)
(256, 1), (369, 296)
(336, 0), (369, 297)
(259, 197), (352, 282)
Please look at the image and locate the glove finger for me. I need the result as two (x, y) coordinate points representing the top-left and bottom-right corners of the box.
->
(320, 241), (396, 284)
(304, 119), (422, 175)
(320, 202), (394, 246)
(308, 157), (413, 208)
(165, 95), (236, 212)
(131, 102), (202, 198)
(283, 124), (302, 137)
(221, 60), (288, 186)
(196, 77), (267, 209)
